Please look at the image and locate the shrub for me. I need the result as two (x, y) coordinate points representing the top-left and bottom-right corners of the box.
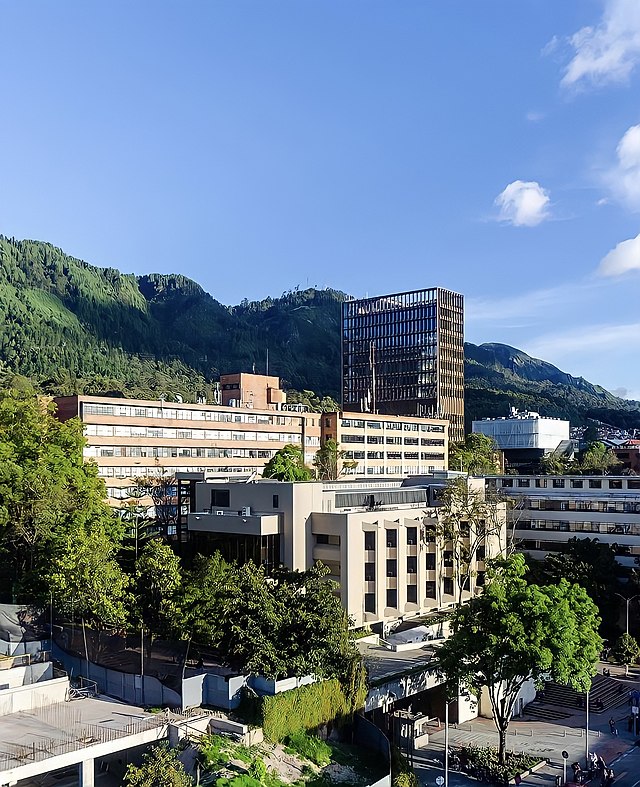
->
(390, 746), (417, 787)
(284, 732), (332, 767)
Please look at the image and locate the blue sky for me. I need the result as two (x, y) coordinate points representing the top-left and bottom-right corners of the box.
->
(1, 1), (640, 399)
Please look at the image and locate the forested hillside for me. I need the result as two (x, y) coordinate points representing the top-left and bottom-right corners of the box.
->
(1, 234), (639, 428)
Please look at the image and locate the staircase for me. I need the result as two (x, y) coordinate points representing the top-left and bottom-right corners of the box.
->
(525, 674), (627, 718)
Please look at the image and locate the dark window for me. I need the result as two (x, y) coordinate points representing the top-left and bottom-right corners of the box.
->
(386, 529), (397, 548)
(426, 553), (436, 570)
(211, 489), (230, 508)
(386, 589), (397, 608)
(571, 479), (583, 488)
(425, 581), (437, 599)
(628, 479), (640, 490)
(407, 585), (417, 603)
(364, 593), (375, 613)
(609, 480), (622, 489)
(552, 479), (565, 488)
(386, 559), (397, 577)
(502, 479), (513, 487)
(443, 550), (454, 567)
(365, 562), (376, 581)
(477, 546), (486, 561)
(407, 556), (417, 574)
(272, 494), (279, 508)
(589, 479), (602, 489)
(406, 526), (417, 545)
(317, 534), (340, 546)
(476, 571), (485, 587)
(443, 578), (454, 595)
(364, 531), (376, 551)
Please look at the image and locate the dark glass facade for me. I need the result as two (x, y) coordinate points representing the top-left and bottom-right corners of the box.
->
(189, 532), (282, 574)
(341, 288), (464, 442)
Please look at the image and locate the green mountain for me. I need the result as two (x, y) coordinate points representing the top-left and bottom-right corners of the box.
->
(1, 234), (639, 429)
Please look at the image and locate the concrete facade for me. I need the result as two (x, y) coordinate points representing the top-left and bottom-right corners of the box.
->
(487, 473), (640, 568)
(188, 475), (506, 628)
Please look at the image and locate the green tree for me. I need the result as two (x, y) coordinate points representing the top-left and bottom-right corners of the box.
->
(47, 523), (130, 626)
(0, 387), (117, 598)
(537, 452), (574, 475)
(124, 743), (193, 787)
(580, 442), (622, 475)
(436, 554), (601, 765)
(134, 540), (182, 635)
(613, 633), (640, 666)
(262, 444), (312, 482)
(313, 439), (357, 480)
(449, 433), (501, 475)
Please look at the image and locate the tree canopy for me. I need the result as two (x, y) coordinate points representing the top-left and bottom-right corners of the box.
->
(124, 743), (193, 787)
(449, 433), (501, 475)
(313, 439), (357, 480)
(437, 554), (601, 764)
(580, 441), (622, 475)
(262, 444), (312, 482)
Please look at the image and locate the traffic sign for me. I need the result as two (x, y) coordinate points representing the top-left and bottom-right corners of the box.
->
(436, 777), (444, 786)
(561, 751), (569, 760)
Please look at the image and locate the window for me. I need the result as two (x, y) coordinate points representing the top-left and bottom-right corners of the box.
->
(316, 534), (340, 546)
(517, 479), (530, 488)
(386, 559), (397, 577)
(386, 530), (397, 548)
(552, 479), (565, 489)
(535, 478), (547, 488)
(501, 478), (513, 487)
(407, 585), (418, 603)
(628, 479), (640, 490)
(476, 572), (486, 587)
(425, 581), (437, 599)
(386, 589), (397, 608)
(272, 495), (279, 508)
(364, 593), (376, 613)
(425, 553), (436, 570)
(571, 479), (584, 488)
(364, 562), (376, 581)
(364, 532), (376, 551)
(443, 550), (454, 567)
(609, 480), (622, 489)
(407, 556), (417, 574)
(406, 526), (417, 545)
(443, 578), (454, 596)
(211, 489), (230, 508)
(589, 479), (602, 489)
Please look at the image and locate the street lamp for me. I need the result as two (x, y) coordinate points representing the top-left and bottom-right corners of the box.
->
(613, 593), (639, 675)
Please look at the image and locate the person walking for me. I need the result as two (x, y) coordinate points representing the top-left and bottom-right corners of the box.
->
(609, 716), (618, 736)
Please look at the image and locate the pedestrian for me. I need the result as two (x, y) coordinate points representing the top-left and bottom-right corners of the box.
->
(628, 714), (634, 732)
(609, 716), (618, 736)
(605, 767), (615, 787)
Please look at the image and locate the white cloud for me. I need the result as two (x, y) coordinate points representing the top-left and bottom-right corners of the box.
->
(526, 111), (545, 123)
(562, 0), (640, 89)
(598, 232), (640, 276)
(606, 123), (640, 209)
(494, 180), (551, 227)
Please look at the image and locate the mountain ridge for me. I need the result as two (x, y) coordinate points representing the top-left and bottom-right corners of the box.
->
(1, 233), (638, 429)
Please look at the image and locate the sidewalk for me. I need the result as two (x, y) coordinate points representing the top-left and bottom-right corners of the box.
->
(413, 666), (640, 786)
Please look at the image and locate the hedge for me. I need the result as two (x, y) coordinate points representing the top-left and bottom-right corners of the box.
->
(260, 679), (350, 742)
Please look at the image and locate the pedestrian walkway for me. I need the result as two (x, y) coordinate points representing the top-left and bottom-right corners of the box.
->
(413, 665), (640, 787)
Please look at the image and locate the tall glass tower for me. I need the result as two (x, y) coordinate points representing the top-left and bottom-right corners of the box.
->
(341, 288), (464, 443)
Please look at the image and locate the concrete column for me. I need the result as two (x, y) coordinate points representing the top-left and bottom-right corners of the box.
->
(79, 758), (95, 787)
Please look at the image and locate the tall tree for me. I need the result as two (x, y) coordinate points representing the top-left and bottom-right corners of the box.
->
(134, 540), (182, 635)
(0, 387), (117, 598)
(437, 555), (601, 765)
(313, 439), (357, 480)
(449, 433), (501, 475)
(434, 477), (509, 606)
(124, 743), (193, 787)
(580, 442), (622, 475)
(262, 444), (312, 482)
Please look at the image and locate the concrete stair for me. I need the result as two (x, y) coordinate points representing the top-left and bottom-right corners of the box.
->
(537, 674), (627, 714)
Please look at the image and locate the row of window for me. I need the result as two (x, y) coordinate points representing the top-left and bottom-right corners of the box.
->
(339, 418), (445, 433)
(363, 576), (483, 612)
(342, 450), (445, 461)
(499, 477), (640, 491)
(85, 424), (302, 443)
(519, 520), (640, 535)
(84, 403), (304, 426)
(87, 446), (275, 460)
(342, 434), (444, 447)
(98, 465), (256, 478)
(525, 499), (640, 513)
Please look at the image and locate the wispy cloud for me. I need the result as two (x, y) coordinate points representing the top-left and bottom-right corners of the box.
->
(525, 321), (640, 359)
(598, 232), (640, 276)
(561, 0), (640, 89)
(605, 123), (640, 210)
(526, 111), (545, 123)
(494, 180), (551, 227)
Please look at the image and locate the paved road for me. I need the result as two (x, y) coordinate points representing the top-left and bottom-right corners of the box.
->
(609, 743), (640, 787)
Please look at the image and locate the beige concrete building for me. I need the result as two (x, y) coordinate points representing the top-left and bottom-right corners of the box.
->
(187, 474), (505, 628)
(54, 378), (450, 511)
(323, 411), (448, 478)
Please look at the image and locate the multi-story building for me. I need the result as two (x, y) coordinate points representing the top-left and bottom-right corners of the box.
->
(187, 474), (505, 628)
(54, 381), (321, 509)
(487, 474), (640, 569)
(322, 411), (448, 478)
(341, 288), (465, 443)
(473, 409), (571, 472)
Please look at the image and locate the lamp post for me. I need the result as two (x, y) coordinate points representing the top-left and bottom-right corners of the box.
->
(613, 593), (639, 675)
(444, 699), (449, 787)
(585, 687), (590, 771)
